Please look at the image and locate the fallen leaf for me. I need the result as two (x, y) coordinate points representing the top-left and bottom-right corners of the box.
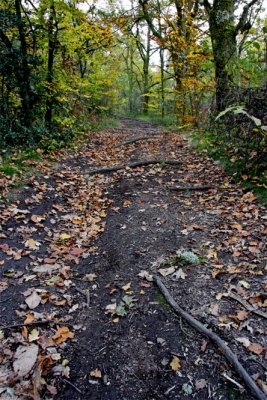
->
(23, 313), (36, 324)
(84, 273), (97, 282)
(31, 215), (44, 223)
(159, 266), (175, 277)
(200, 340), (208, 352)
(25, 239), (40, 250)
(52, 327), (74, 344)
(123, 199), (132, 206)
(28, 329), (40, 342)
(195, 379), (207, 390)
(248, 342), (264, 355)
(90, 368), (102, 378)
(257, 380), (267, 395)
(13, 344), (39, 377)
(122, 282), (131, 291)
(138, 270), (153, 282)
(170, 356), (181, 371)
(210, 304), (220, 316)
(25, 291), (41, 309)
(239, 280), (250, 289)
(236, 310), (249, 321)
(60, 233), (71, 241)
(172, 268), (187, 280)
(236, 337), (251, 347)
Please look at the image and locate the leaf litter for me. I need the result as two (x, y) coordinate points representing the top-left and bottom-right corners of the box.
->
(0, 118), (266, 399)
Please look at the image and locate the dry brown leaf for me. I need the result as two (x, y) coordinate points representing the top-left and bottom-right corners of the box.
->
(52, 327), (74, 344)
(123, 200), (132, 206)
(236, 310), (249, 321)
(248, 342), (264, 355)
(90, 368), (102, 378)
(170, 356), (181, 372)
(24, 313), (35, 324)
(257, 380), (267, 395)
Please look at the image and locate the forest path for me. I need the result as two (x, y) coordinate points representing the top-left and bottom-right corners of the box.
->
(0, 118), (266, 400)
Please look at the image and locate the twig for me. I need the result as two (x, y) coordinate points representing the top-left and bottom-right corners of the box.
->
(63, 379), (83, 394)
(0, 297), (12, 304)
(75, 286), (90, 308)
(228, 292), (267, 320)
(0, 320), (73, 330)
(169, 185), (215, 191)
(87, 159), (181, 175)
(154, 275), (266, 400)
(222, 373), (245, 391)
(115, 135), (162, 147)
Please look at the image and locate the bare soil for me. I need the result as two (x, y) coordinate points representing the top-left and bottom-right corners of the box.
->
(0, 118), (266, 400)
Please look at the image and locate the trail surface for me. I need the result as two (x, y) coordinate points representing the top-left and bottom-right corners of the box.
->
(0, 118), (266, 400)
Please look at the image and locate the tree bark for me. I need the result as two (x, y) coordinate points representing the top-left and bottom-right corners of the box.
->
(14, 0), (32, 128)
(45, 2), (57, 130)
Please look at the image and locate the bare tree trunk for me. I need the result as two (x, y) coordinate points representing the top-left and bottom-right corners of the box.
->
(14, 0), (32, 128)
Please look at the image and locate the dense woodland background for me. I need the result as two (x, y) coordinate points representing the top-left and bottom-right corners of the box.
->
(0, 0), (266, 189)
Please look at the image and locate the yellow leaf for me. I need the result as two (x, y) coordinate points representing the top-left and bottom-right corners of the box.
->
(122, 283), (131, 291)
(60, 233), (71, 240)
(25, 239), (39, 250)
(90, 368), (102, 378)
(28, 329), (40, 342)
(170, 356), (181, 371)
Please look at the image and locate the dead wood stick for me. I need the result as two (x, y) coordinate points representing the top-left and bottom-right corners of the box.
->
(87, 159), (181, 175)
(0, 320), (73, 330)
(228, 292), (267, 320)
(115, 135), (162, 148)
(63, 379), (83, 394)
(154, 275), (266, 400)
(169, 185), (215, 191)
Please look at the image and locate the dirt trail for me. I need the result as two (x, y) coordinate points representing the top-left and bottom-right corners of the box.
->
(0, 118), (266, 400)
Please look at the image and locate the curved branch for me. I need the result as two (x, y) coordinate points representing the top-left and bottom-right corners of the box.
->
(154, 276), (266, 400)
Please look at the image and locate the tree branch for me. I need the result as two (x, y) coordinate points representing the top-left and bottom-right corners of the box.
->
(235, 0), (261, 34)
(154, 276), (266, 400)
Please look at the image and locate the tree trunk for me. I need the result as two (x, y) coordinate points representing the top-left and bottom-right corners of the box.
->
(45, 2), (57, 129)
(208, 0), (238, 111)
(14, 0), (32, 128)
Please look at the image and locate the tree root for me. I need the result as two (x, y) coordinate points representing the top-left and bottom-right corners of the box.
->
(0, 320), (73, 330)
(87, 159), (181, 175)
(227, 292), (267, 320)
(154, 275), (266, 400)
(169, 185), (215, 191)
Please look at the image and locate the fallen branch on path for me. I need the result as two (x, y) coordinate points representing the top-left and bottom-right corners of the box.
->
(0, 320), (73, 330)
(154, 275), (266, 400)
(227, 292), (267, 320)
(115, 135), (162, 148)
(87, 159), (181, 175)
(169, 185), (215, 191)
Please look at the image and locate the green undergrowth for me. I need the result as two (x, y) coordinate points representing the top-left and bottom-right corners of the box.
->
(190, 129), (267, 204)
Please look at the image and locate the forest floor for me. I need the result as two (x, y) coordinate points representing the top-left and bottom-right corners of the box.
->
(0, 118), (266, 400)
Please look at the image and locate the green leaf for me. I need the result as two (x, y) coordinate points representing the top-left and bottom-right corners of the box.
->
(116, 303), (127, 317)
(253, 41), (260, 49)
(122, 295), (135, 307)
(182, 383), (193, 395)
(45, 275), (63, 286)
